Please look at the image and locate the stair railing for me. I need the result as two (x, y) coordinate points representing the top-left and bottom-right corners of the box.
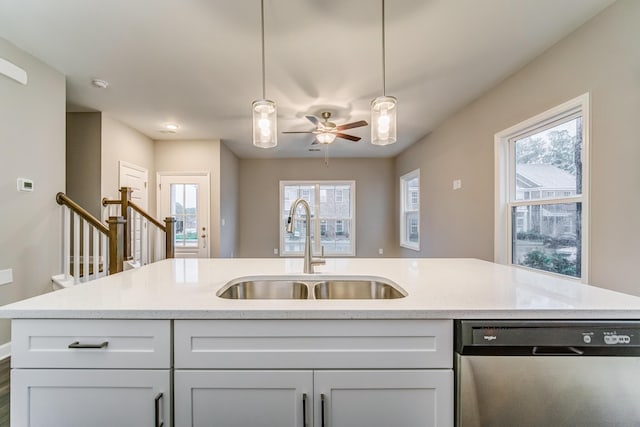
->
(102, 187), (175, 267)
(55, 193), (125, 284)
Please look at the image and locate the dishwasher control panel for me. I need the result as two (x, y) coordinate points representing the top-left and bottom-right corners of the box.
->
(456, 320), (640, 355)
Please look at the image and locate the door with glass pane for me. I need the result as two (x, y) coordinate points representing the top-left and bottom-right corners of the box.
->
(158, 173), (210, 258)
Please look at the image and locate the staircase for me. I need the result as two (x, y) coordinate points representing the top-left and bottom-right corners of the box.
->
(52, 187), (175, 289)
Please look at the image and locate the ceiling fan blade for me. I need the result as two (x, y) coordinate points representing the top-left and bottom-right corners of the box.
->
(282, 131), (314, 134)
(305, 115), (320, 126)
(310, 140), (319, 145)
(336, 120), (368, 131)
(335, 133), (361, 142)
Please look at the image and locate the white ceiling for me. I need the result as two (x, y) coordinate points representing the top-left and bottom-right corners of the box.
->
(0, 0), (614, 158)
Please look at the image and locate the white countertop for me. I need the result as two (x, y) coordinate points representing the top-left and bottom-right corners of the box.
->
(1, 258), (640, 319)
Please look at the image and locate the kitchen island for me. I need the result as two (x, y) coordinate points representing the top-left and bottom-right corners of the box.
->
(2, 258), (640, 427)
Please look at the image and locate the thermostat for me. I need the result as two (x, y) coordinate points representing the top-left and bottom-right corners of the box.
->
(17, 178), (34, 192)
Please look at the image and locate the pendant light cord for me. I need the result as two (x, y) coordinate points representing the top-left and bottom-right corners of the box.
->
(261, 0), (266, 99)
(381, 0), (386, 96)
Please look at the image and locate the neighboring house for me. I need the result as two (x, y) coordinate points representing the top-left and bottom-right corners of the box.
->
(514, 164), (578, 237)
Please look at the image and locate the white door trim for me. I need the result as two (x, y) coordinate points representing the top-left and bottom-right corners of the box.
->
(157, 171), (211, 258)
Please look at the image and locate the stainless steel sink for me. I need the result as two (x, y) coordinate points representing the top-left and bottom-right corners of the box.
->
(217, 280), (309, 299)
(313, 280), (406, 299)
(217, 276), (406, 300)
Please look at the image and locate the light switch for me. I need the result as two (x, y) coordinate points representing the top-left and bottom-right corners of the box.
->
(379, 248), (384, 255)
(0, 269), (13, 286)
(453, 179), (462, 190)
(273, 248), (279, 255)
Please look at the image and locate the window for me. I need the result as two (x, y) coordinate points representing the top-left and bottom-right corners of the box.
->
(495, 94), (589, 281)
(400, 169), (420, 250)
(280, 181), (355, 256)
(170, 183), (198, 247)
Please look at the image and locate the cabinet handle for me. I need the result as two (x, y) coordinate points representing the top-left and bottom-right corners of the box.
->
(155, 392), (164, 427)
(321, 393), (326, 427)
(68, 341), (108, 349)
(302, 393), (308, 427)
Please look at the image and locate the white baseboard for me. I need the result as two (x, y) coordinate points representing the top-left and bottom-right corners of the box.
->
(0, 341), (10, 360)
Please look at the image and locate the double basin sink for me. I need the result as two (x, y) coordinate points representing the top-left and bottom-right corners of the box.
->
(217, 276), (407, 300)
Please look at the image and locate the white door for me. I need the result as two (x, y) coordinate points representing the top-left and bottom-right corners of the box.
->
(12, 369), (170, 427)
(119, 161), (149, 263)
(119, 161), (148, 210)
(314, 370), (454, 427)
(158, 173), (210, 258)
(174, 370), (312, 427)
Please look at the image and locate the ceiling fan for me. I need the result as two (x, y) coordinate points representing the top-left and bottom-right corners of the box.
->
(282, 112), (368, 144)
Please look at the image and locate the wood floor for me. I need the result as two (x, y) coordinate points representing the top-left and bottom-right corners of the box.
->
(0, 357), (9, 427)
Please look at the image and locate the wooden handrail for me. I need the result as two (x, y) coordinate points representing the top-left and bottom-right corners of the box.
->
(56, 192), (109, 235)
(129, 201), (166, 231)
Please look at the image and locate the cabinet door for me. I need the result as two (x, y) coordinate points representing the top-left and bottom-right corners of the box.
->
(11, 369), (170, 427)
(175, 370), (312, 427)
(314, 370), (453, 427)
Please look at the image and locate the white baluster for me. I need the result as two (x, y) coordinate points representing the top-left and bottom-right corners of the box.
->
(82, 220), (89, 283)
(102, 232), (108, 277)
(92, 226), (99, 281)
(63, 207), (71, 281)
(73, 213), (80, 284)
(141, 218), (148, 266)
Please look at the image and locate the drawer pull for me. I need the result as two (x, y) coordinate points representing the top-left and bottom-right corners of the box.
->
(68, 341), (109, 349)
(155, 392), (164, 427)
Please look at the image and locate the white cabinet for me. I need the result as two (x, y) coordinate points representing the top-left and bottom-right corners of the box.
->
(315, 370), (453, 427)
(174, 319), (454, 427)
(10, 319), (171, 427)
(174, 369), (453, 427)
(12, 369), (169, 427)
(175, 370), (312, 426)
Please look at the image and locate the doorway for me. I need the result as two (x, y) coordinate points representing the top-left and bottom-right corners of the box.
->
(157, 172), (210, 258)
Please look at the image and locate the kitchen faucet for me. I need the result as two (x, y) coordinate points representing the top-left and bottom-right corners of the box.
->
(286, 198), (325, 273)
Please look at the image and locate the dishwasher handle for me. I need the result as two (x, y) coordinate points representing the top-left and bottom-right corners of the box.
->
(532, 346), (584, 356)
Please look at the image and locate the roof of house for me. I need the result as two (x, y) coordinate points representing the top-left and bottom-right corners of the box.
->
(516, 164), (577, 189)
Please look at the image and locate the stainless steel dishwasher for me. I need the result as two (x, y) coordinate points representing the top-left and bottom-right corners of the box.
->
(455, 320), (640, 427)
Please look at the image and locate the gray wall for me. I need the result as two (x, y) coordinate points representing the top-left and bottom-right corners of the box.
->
(0, 37), (65, 344)
(155, 139), (221, 257)
(394, 0), (640, 295)
(101, 114), (156, 215)
(220, 142), (239, 258)
(237, 158), (397, 258)
(66, 112), (101, 218)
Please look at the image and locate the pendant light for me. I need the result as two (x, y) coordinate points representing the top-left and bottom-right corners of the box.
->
(252, 0), (277, 148)
(371, 0), (397, 146)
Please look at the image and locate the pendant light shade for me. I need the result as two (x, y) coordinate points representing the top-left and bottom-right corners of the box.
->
(371, 0), (397, 146)
(252, 0), (277, 148)
(252, 99), (277, 148)
(371, 95), (397, 145)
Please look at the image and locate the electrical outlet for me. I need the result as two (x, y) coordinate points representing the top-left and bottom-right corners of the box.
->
(379, 248), (384, 255)
(453, 179), (462, 190)
(273, 248), (279, 255)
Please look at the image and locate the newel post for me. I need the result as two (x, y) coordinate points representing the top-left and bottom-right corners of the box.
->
(164, 217), (176, 259)
(108, 216), (126, 274)
(119, 187), (133, 260)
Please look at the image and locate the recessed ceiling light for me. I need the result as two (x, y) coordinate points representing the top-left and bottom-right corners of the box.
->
(91, 78), (109, 89)
(159, 123), (180, 133)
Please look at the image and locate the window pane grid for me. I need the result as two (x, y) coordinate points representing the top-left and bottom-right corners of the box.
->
(508, 112), (584, 279)
(400, 170), (420, 250)
(281, 181), (355, 256)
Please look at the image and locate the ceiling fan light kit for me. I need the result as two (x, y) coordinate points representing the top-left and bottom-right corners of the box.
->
(282, 111), (367, 146)
(252, 0), (277, 149)
(371, 0), (397, 146)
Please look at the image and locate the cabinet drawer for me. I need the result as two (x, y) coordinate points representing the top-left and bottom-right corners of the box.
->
(175, 319), (452, 369)
(12, 319), (171, 369)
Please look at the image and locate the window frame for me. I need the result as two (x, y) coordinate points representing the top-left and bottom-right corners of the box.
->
(494, 93), (589, 282)
(279, 180), (356, 257)
(400, 169), (420, 251)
